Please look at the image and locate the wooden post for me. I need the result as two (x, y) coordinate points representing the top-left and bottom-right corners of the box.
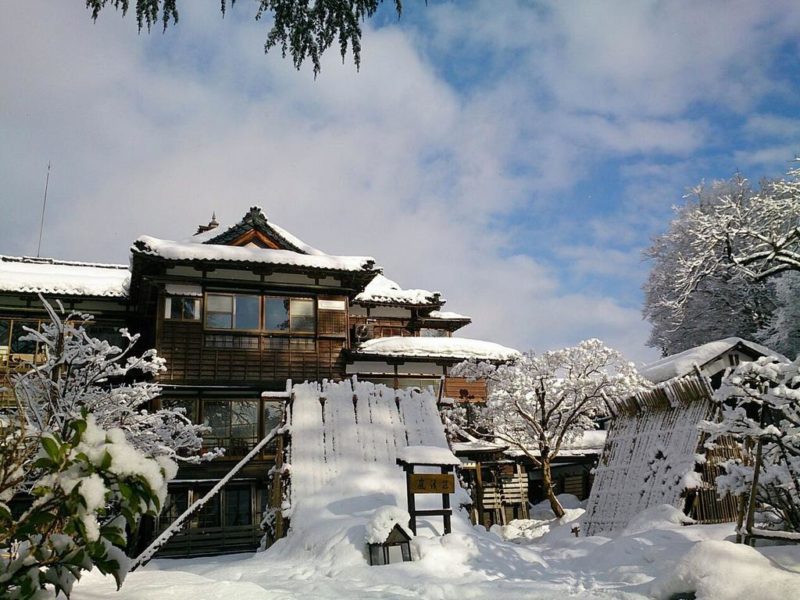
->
(743, 436), (764, 546)
(441, 465), (452, 534)
(405, 464), (417, 535)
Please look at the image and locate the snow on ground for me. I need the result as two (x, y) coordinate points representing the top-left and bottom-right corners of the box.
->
(71, 382), (800, 600)
(73, 500), (800, 600)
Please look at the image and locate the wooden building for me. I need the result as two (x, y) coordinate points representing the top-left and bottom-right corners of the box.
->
(0, 207), (519, 557)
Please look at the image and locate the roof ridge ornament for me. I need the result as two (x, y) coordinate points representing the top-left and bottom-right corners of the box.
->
(245, 206), (268, 226)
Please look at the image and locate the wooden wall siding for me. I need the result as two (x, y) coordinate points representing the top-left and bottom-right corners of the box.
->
(154, 524), (260, 557)
(318, 309), (347, 337)
(159, 321), (346, 384)
(349, 316), (414, 338)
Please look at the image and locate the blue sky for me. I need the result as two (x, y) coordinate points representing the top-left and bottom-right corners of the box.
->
(2, 1), (799, 363)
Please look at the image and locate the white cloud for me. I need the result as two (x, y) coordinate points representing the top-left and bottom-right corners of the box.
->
(3, 1), (800, 366)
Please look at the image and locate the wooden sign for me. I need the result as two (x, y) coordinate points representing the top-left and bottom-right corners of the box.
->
(409, 474), (455, 494)
(444, 377), (487, 403)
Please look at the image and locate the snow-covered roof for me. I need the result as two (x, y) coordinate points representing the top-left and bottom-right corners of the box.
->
(191, 207), (328, 256)
(396, 445), (461, 465)
(353, 336), (520, 361)
(354, 274), (441, 306)
(0, 255), (130, 298)
(505, 430), (607, 458)
(131, 235), (377, 273)
(640, 337), (785, 384)
(426, 310), (471, 321)
(451, 441), (508, 454)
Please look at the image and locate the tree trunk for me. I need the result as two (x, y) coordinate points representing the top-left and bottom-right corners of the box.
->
(541, 459), (565, 518)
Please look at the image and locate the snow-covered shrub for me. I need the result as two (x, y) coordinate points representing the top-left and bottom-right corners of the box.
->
(452, 339), (648, 518)
(12, 297), (218, 463)
(0, 412), (171, 599)
(701, 356), (800, 533)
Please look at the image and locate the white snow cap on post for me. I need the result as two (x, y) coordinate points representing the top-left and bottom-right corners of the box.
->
(396, 445), (460, 466)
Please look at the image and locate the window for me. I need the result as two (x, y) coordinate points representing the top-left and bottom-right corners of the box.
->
(264, 297), (290, 331)
(291, 298), (315, 332)
(205, 334), (260, 349)
(419, 328), (447, 338)
(88, 323), (126, 348)
(264, 296), (315, 333)
(162, 397), (198, 422)
(10, 320), (38, 355)
(263, 400), (283, 433)
(225, 487), (252, 526)
(0, 318), (45, 366)
(192, 491), (220, 528)
(160, 489), (189, 529)
(206, 294), (260, 330)
(202, 399), (259, 454)
(165, 297), (200, 321)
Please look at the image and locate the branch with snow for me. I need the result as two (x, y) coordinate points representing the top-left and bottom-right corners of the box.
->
(644, 166), (800, 355)
(12, 296), (217, 465)
(701, 356), (800, 534)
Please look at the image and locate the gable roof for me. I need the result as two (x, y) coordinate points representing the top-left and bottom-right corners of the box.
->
(354, 274), (442, 307)
(131, 235), (378, 273)
(198, 206), (326, 255)
(640, 337), (786, 384)
(132, 207), (379, 274)
(0, 255), (130, 298)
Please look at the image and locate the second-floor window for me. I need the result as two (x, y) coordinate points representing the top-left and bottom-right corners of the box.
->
(203, 293), (316, 334)
(264, 296), (314, 333)
(206, 293), (260, 330)
(165, 297), (201, 321)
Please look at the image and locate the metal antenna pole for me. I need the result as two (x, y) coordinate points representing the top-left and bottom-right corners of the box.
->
(36, 162), (51, 257)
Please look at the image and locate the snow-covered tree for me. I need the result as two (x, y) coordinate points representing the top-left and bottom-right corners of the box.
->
(643, 175), (780, 356)
(701, 357), (800, 535)
(644, 167), (800, 358)
(756, 272), (800, 360)
(12, 298), (218, 463)
(452, 339), (648, 518)
(0, 411), (173, 599)
(0, 298), (219, 598)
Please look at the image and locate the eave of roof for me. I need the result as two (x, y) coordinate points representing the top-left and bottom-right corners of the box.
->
(0, 255), (130, 298)
(131, 235), (379, 274)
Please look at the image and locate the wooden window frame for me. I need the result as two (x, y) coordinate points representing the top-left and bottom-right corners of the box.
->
(204, 293), (262, 332)
(263, 295), (316, 335)
(164, 296), (202, 322)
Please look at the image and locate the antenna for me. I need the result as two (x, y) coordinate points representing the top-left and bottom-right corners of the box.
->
(36, 162), (50, 258)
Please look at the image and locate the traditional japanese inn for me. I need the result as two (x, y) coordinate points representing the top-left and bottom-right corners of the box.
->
(0, 207), (519, 557)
